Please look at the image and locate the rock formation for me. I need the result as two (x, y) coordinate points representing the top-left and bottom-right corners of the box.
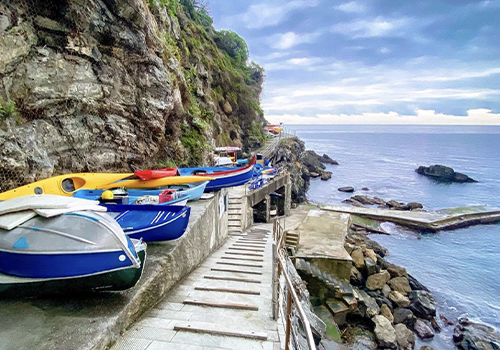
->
(416, 165), (477, 183)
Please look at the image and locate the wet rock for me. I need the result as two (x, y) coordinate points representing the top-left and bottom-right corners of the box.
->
(339, 186), (355, 192)
(389, 291), (411, 308)
(453, 317), (500, 350)
(393, 308), (417, 330)
(372, 315), (397, 349)
(395, 323), (416, 350)
(351, 249), (365, 270)
(381, 304), (394, 324)
(440, 314), (454, 326)
(387, 263), (408, 278)
(364, 257), (378, 276)
(416, 164), (477, 183)
(388, 277), (412, 295)
(343, 198), (365, 207)
(303, 150), (326, 173)
(408, 274), (429, 291)
(321, 171), (332, 181)
(362, 187), (370, 191)
(320, 153), (339, 165)
(366, 270), (391, 290)
(408, 202), (424, 210)
(310, 172), (321, 178)
(352, 195), (378, 205)
(420, 347), (435, 350)
(414, 319), (435, 339)
(409, 291), (436, 320)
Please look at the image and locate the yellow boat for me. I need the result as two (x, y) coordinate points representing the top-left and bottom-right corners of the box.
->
(98, 175), (214, 190)
(0, 173), (213, 200)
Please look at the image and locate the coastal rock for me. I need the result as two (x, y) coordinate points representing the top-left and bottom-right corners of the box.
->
(366, 270), (391, 290)
(310, 172), (321, 178)
(382, 284), (392, 298)
(364, 257), (378, 276)
(321, 171), (332, 181)
(351, 249), (366, 270)
(386, 263), (408, 278)
(415, 165), (477, 183)
(430, 317), (442, 332)
(362, 187), (370, 191)
(393, 308), (417, 330)
(414, 319), (435, 339)
(388, 277), (412, 295)
(352, 195), (378, 205)
(420, 347), (435, 350)
(395, 323), (416, 350)
(351, 266), (364, 285)
(453, 318), (500, 350)
(320, 153), (339, 165)
(372, 315), (398, 349)
(352, 336), (378, 350)
(381, 304), (394, 323)
(408, 274), (429, 291)
(408, 202), (424, 210)
(409, 291), (436, 320)
(339, 186), (355, 193)
(303, 150), (326, 173)
(358, 289), (381, 318)
(343, 199), (365, 207)
(389, 291), (411, 308)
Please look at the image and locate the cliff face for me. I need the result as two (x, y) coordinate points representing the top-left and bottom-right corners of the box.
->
(0, 0), (265, 191)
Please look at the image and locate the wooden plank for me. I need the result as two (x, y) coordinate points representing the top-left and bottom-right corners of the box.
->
(217, 261), (263, 268)
(232, 244), (266, 249)
(194, 286), (260, 295)
(174, 321), (267, 340)
(221, 256), (264, 262)
(225, 252), (264, 257)
(204, 275), (261, 283)
(183, 299), (258, 311)
(228, 247), (264, 252)
(211, 267), (262, 275)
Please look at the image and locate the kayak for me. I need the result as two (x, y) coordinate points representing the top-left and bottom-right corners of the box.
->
(134, 168), (179, 180)
(98, 175), (213, 190)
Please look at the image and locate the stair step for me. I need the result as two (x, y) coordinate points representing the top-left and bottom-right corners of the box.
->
(183, 299), (258, 311)
(173, 321), (267, 340)
(194, 286), (261, 295)
(204, 275), (261, 283)
(211, 267), (262, 275)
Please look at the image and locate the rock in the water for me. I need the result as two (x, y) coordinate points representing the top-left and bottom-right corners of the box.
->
(362, 187), (370, 191)
(352, 195), (377, 205)
(372, 315), (398, 349)
(343, 198), (365, 207)
(320, 153), (339, 165)
(408, 202), (424, 210)
(416, 164), (477, 183)
(414, 319), (435, 339)
(393, 308), (417, 330)
(321, 171), (332, 181)
(389, 291), (411, 308)
(303, 150), (326, 173)
(381, 304), (394, 324)
(408, 274), (429, 291)
(420, 347), (435, 350)
(351, 249), (365, 270)
(395, 323), (416, 350)
(386, 263), (408, 278)
(453, 317), (500, 350)
(409, 291), (436, 319)
(339, 186), (355, 192)
(366, 270), (391, 290)
(388, 277), (412, 295)
(310, 172), (321, 178)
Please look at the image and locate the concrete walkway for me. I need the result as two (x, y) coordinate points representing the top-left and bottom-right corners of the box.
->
(112, 224), (281, 350)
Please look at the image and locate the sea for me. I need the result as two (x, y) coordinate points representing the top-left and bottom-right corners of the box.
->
(289, 124), (500, 349)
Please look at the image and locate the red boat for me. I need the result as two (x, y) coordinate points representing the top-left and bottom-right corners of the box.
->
(134, 168), (179, 180)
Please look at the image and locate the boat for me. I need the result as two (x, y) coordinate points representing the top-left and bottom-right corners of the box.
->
(73, 188), (190, 206)
(0, 173), (135, 200)
(134, 168), (178, 180)
(103, 204), (191, 242)
(0, 195), (146, 294)
(178, 158), (256, 191)
(121, 180), (210, 202)
(98, 175), (212, 190)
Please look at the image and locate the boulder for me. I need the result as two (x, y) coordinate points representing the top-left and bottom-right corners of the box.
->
(366, 270), (391, 290)
(351, 266), (363, 285)
(320, 171), (332, 181)
(343, 198), (365, 207)
(408, 202), (424, 210)
(372, 315), (398, 349)
(382, 284), (392, 298)
(393, 308), (417, 330)
(409, 291), (436, 319)
(408, 274), (429, 291)
(364, 257), (378, 276)
(357, 289), (381, 318)
(362, 187), (370, 191)
(303, 150), (326, 173)
(389, 291), (410, 308)
(415, 165), (477, 183)
(395, 323), (416, 350)
(387, 263), (408, 278)
(381, 304), (394, 324)
(223, 100), (233, 115)
(339, 186), (355, 192)
(351, 249), (365, 270)
(414, 319), (435, 339)
(310, 172), (321, 178)
(420, 347), (435, 350)
(352, 195), (378, 205)
(320, 153), (339, 165)
(453, 317), (500, 350)
(388, 277), (412, 295)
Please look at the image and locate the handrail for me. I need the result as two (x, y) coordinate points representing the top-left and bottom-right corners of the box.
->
(273, 219), (317, 350)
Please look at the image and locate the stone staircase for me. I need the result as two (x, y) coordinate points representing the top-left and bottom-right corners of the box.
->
(228, 194), (244, 235)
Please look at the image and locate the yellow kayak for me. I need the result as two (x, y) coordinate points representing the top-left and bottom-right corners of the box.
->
(98, 175), (214, 190)
(0, 174), (214, 200)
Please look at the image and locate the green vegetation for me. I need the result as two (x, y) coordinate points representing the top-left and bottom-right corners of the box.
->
(0, 98), (19, 123)
(214, 30), (249, 67)
(157, 159), (177, 168)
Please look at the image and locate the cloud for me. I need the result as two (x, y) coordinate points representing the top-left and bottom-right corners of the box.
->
(331, 16), (411, 38)
(269, 31), (323, 50)
(336, 1), (366, 13)
(265, 109), (500, 125)
(412, 67), (500, 82)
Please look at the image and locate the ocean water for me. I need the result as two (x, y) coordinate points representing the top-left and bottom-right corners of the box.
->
(291, 124), (500, 349)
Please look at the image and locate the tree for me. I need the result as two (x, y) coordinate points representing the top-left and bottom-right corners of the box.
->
(215, 30), (249, 66)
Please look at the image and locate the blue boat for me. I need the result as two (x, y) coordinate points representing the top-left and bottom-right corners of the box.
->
(0, 210), (143, 280)
(103, 204), (191, 242)
(178, 160), (255, 191)
(73, 188), (189, 205)
(121, 180), (209, 202)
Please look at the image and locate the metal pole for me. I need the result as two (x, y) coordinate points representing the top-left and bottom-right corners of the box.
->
(272, 242), (277, 320)
(285, 288), (292, 350)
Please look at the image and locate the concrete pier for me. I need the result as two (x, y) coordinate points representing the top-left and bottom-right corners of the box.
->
(320, 204), (500, 232)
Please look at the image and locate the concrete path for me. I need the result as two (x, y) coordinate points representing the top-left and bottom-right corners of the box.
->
(112, 224), (281, 350)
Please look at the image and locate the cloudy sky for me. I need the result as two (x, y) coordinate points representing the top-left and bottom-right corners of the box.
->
(208, 0), (500, 124)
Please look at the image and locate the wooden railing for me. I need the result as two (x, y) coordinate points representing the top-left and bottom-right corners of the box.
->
(272, 219), (316, 350)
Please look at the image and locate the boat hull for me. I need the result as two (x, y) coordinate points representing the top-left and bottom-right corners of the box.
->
(178, 165), (255, 191)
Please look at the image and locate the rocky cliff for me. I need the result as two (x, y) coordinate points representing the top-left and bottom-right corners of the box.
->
(0, 0), (265, 191)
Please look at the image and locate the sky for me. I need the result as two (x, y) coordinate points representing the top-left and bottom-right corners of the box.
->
(208, 0), (500, 125)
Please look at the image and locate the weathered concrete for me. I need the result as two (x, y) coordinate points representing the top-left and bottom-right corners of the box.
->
(321, 204), (500, 232)
(293, 208), (352, 281)
(0, 190), (229, 350)
(248, 173), (290, 207)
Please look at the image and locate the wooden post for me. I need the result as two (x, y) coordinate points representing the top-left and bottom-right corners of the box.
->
(285, 288), (292, 350)
(272, 242), (277, 320)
